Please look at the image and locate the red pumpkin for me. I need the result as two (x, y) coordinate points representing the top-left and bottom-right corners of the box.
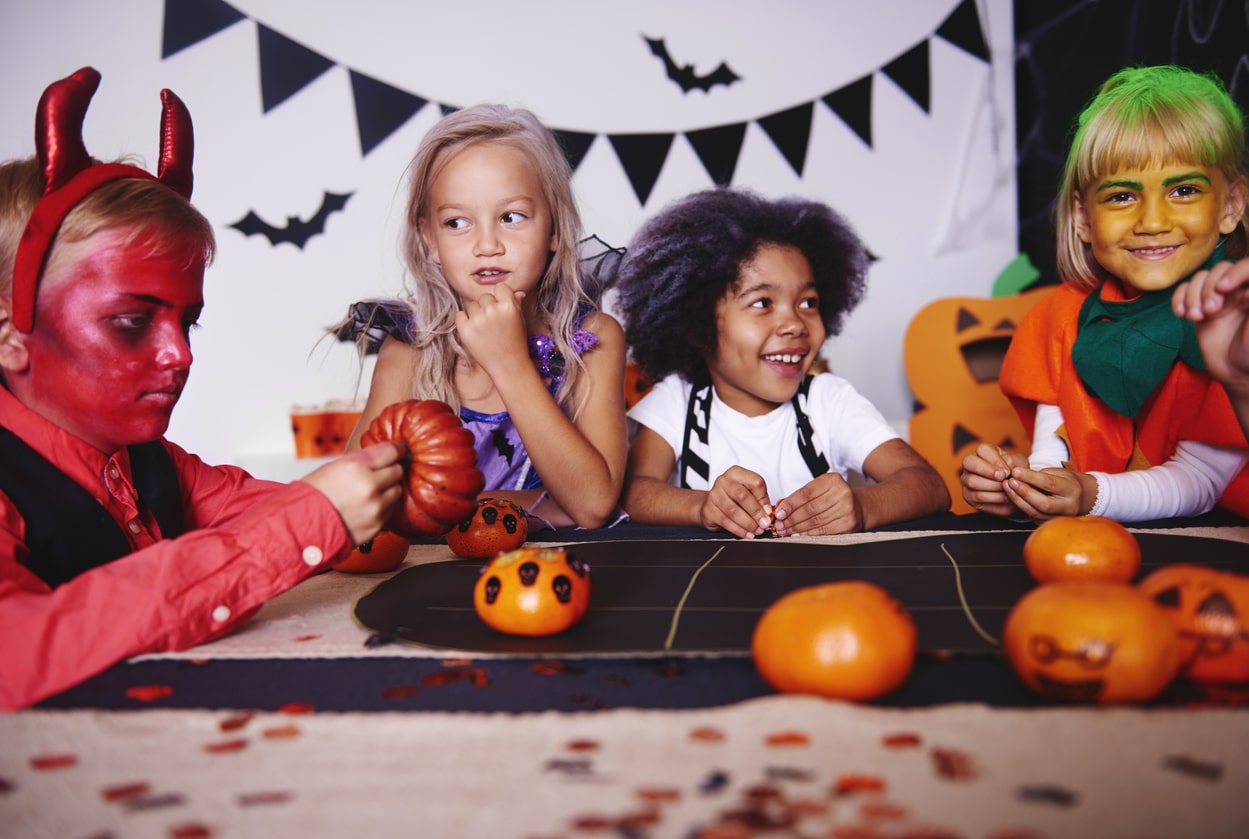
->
(446, 497), (528, 558)
(360, 399), (485, 538)
(1003, 581), (1180, 704)
(1138, 564), (1249, 684)
(473, 547), (591, 636)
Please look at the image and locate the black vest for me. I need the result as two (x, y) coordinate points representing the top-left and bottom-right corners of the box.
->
(0, 425), (184, 588)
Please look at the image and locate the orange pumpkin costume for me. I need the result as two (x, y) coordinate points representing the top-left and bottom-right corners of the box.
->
(999, 279), (1249, 516)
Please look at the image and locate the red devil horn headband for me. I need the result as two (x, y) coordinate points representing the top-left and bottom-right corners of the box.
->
(11, 66), (194, 333)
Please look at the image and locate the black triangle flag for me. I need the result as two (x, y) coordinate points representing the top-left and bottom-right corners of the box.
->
(439, 104), (460, 117)
(757, 102), (813, 177)
(257, 24), (335, 113)
(349, 71), (428, 156)
(554, 130), (596, 173)
(936, 0), (990, 63)
(162, 0), (245, 58)
(608, 133), (675, 205)
(686, 122), (747, 186)
(881, 41), (931, 113)
(822, 75), (873, 148)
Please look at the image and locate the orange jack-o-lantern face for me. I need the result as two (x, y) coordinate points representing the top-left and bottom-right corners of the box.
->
(904, 288), (1048, 513)
(333, 530), (410, 574)
(473, 547), (591, 636)
(1003, 582), (1181, 703)
(1139, 564), (1249, 684)
(446, 497), (529, 558)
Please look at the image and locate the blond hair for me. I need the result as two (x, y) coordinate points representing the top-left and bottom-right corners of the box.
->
(0, 157), (215, 301)
(396, 105), (591, 413)
(1056, 65), (1249, 289)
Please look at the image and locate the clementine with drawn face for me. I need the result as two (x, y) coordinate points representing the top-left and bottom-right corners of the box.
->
(2, 228), (205, 454)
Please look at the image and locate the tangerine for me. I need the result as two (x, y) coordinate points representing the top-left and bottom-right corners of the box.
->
(473, 547), (591, 636)
(1023, 516), (1141, 584)
(751, 581), (916, 701)
(333, 530), (410, 573)
(1003, 581), (1180, 703)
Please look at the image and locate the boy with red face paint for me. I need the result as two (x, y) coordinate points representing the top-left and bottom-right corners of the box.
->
(0, 68), (406, 710)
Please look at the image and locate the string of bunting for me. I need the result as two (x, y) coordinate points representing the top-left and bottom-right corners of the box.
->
(162, 0), (988, 205)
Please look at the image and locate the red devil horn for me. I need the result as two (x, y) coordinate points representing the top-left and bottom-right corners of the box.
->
(35, 66), (100, 194)
(157, 89), (194, 199)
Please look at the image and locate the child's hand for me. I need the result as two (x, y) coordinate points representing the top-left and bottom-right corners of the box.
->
(300, 441), (406, 545)
(701, 466), (773, 539)
(771, 472), (861, 536)
(455, 281), (529, 379)
(1172, 257), (1249, 391)
(1001, 464), (1098, 521)
(960, 443), (1028, 517)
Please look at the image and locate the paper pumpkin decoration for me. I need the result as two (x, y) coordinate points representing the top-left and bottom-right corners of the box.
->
(1003, 581), (1181, 704)
(904, 288), (1049, 513)
(1139, 564), (1249, 684)
(624, 362), (653, 409)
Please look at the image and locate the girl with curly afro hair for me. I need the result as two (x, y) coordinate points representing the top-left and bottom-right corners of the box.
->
(616, 189), (948, 538)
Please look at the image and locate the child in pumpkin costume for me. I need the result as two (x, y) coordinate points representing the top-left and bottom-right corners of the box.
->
(961, 65), (1249, 522)
(0, 69), (405, 709)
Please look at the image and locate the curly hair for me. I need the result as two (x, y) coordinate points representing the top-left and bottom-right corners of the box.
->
(614, 188), (868, 385)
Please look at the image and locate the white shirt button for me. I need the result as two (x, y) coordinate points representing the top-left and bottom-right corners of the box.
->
(302, 546), (324, 566)
(108, 465), (120, 480)
(211, 605), (231, 623)
(127, 520), (142, 534)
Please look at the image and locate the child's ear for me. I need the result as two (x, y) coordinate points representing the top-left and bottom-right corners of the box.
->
(1219, 179), (1248, 235)
(0, 300), (30, 374)
(1071, 190), (1093, 243)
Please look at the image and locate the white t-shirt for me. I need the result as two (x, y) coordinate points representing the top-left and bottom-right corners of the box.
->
(628, 372), (900, 502)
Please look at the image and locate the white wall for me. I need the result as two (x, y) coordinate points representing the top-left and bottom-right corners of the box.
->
(0, 0), (1016, 471)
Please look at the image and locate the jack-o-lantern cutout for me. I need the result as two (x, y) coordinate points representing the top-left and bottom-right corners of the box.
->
(473, 547), (591, 636)
(904, 288), (1048, 513)
(1138, 564), (1249, 684)
(1003, 581), (1181, 703)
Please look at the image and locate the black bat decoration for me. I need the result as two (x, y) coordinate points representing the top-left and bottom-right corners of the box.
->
(229, 190), (353, 248)
(644, 36), (740, 93)
(491, 429), (516, 466)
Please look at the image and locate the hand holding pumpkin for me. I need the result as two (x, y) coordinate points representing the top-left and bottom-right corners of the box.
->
(359, 399), (485, 538)
(300, 440), (406, 546)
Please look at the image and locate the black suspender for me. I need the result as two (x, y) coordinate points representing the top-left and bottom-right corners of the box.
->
(679, 375), (829, 489)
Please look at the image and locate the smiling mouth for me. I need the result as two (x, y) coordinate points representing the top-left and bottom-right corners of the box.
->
(1128, 245), (1179, 258)
(1032, 671), (1104, 702)
(762, 352), (805, 365)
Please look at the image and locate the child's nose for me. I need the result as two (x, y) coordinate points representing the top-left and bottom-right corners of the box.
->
(1135, 193), (1171, 233)
(474, 226), (503, 256)
(155, 330), (193, 370)
(776, 308), (808, 335)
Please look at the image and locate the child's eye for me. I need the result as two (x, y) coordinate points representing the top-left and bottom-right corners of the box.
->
(1171, 184), (1202, 198)
(113, 314), (151, 334)
(799, 297), (820, 310)
(500, 211), (527, 224)
(443, 217), (469, 230)
(749, 297), (772, 309)
(1102, 191), (1135, 205)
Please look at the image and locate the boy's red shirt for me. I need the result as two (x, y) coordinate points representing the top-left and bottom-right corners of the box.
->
(999, 279), (1249, 516)
(0, 385), (352, 710)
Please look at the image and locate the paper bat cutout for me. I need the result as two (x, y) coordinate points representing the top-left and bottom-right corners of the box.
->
(644, 36), (740, 93)
(229, 190), (353, 248)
